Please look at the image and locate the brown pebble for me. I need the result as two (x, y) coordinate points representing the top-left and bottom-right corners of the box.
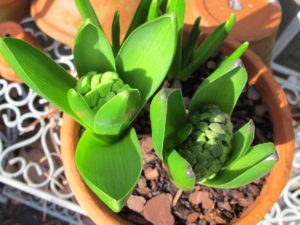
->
(172, 80), (182, 89)
(187, 213), (199, 223)
(183, 97), (191, 108)
(140, 136), (153, 154)
(144, 167), (159, 180)
(143, 194), (174, 225)
(127, 195), (146, 213)
(239, 197), (254, 208)
(247, 87), (260, 100)
(217, 201), (232, 211)
(189, 191), (214, 209)
(138, 177), (147, 189)
(207, 60), (217, 69)
(255, 105), (268, 117)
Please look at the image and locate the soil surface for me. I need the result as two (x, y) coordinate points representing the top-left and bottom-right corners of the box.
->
(125, 53), (273, 225)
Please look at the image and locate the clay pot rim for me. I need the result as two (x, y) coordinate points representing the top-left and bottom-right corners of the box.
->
(186, 0), (282, 42)
(1, 0), (20, 5)
(60, 35), (294, 225)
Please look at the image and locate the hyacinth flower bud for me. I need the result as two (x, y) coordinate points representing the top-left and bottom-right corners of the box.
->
(75, 71), (132, 113)
(68, 71), (141, 136)
(178, 105), (233, 181)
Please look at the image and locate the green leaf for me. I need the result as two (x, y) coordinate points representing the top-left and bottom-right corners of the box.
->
(150, 88), (188, 160)
(189, 66), (247, 115)
(0, 38), (78, 119)
(166, 149), (195, 190)
(148, 0), (161, 21)
(225, 120), (255, 166)
(226, 143), (276, 170)
(201, 143), (277, 188)
(182, 17), (201, 67)
(116, 14), (177, 106)
(166, 0), (185, 79)
(75, 0), (101, 28)
(67, 89), (94, 131)
(112, 11), (121, 57)
(222, 41), (249, 65)
(74, 22), (116, 77)
(182, 14), (235, 78)
(76, 128), (142, 212)
(94, 89), (141, 136)
(124, 0), (152, 40)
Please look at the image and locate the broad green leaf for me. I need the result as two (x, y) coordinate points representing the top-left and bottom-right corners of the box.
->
(76, 128), (142, 212)
(116, 14), (177, 105)
(225, 120), (255, 166)
(0, 38), (78, 119)
(182, 14), (235, 78)
(148, 0), (161, 21)
(112, 11), (121, 56)
(94, 89), (141, 136)
(166, 0), (185, 79)
(166, 149), (195, 190)
(74, 22), (116, 77)
(67, 89), (94, 131)
(182, 17), (201, 67)
(226, 143), (276, 170)
(189, 66), (247, 115)
(150, 88), (188, 159)
(222, 42), (249, 65)
(201, 143), (277, 188)
(124, 0), (152, 40)
(75, 0), (101, 27)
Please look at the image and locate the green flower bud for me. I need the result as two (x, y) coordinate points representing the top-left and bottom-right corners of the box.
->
(75, 71), (131, 113)
(178, 105), (233, 181)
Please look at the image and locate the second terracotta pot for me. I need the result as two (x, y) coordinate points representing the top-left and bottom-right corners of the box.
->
(60, 33), (294, 224)
(31, 0), (140, 46)
(0, 0), (29, 23)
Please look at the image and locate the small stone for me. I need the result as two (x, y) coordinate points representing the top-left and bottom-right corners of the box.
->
(254, 105), (268, 117)
(143, 194), (174, 225)
(144, 167), (159, 180)
(247, 87), (260, 100)
(187, 213), (199, 223)
(217, 201), (232, 211)
(238, 197), (254, 208)
(184, 97), (191, 108)
(127, 195), (146, 213)
(207, 60), (217, 69)
(248, 185), (260, 196)
(189, 191), (214, 209)
(140, 136), (153, 154)
(172, 80), (182, 89)
(138, 177), (147, 189)
(143, 153), (157, 163)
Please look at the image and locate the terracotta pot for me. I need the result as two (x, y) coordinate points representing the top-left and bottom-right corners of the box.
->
(185, 0), (282, 66)
(0, 0), (29, 23)
(0, 21), (40, 83)
(60, 37), (294, 224)
(30, 0), (140, 46)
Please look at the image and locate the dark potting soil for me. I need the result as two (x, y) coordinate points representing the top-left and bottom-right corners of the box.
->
(123, 53), (273, 225)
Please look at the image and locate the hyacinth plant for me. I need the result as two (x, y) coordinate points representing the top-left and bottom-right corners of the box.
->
(150, 46), (278, 190)
(0, 0), (177, 212)
(147, 0), (237, 80)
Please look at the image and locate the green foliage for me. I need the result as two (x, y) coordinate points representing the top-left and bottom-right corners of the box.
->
(151, 0), (235, 80)
(0, 0), (177, 212)
(150, 65), (277, 189)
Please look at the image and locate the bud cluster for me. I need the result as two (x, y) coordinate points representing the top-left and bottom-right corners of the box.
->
(178, 105), (233, 181)
(75, 71), (131, 112)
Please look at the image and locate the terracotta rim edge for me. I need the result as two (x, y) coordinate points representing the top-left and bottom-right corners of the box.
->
(60, 38), (295, 225)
